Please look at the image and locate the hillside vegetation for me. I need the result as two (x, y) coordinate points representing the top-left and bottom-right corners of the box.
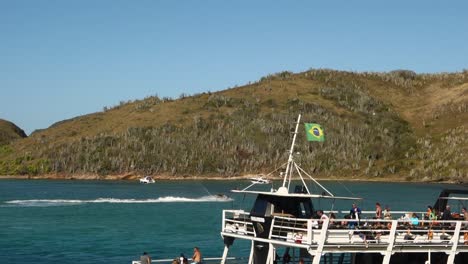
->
(0, 119), (27, 146)
(0, 69), (467, 182)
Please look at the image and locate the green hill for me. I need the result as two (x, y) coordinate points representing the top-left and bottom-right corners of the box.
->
(0, 119), (27, 146)
(0, 69), (467, 182)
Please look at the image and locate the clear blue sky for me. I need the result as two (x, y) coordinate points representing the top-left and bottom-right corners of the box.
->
(1, 0), (467, 135)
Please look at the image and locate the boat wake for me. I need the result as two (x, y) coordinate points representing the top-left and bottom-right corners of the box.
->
(3, 195), (233, 207)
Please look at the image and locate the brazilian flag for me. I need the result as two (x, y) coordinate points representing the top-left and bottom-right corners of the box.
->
(304, 123), (325, 142)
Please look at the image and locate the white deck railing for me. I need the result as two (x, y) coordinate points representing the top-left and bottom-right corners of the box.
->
(221, 210), (468, 263)
(132, 210), (468, 264)
(222, 210), (256, 236)
(132, 257), (239, 264)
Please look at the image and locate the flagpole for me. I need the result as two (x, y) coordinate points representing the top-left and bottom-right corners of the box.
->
(282, 114), (301, 188)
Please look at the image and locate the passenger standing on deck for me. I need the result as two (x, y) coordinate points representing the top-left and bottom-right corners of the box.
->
(180, 253), (188, 264)
(140, 252), (151, 264)
(383, 206), (392, 220)
(349, 203), (361, 228)
(441, 205), (453, 228)
(427, 206), (437, 222)
(350, 203), (361, 220)
(375, 203), (382, 219)
(462, 207), (468, 220)
(316, 210), (329, 228)
(329, 212), (337, 225)
(383, 206), (392, 229)
(462, 207), (468, 227)
(442, 205), (453, 223)
(192, 247), (202, 264)
(427, 206), (433, 218)
(317, 210), (329, 221)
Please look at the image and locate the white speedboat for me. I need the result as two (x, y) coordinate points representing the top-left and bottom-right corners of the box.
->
(249, 176), (270, 184)
(139, 176), (155, 184)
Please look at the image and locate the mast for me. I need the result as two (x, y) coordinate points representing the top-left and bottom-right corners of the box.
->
(236, 113), (337, 197)
(282, 114), (301, 188)
(279, 114), (334, 197)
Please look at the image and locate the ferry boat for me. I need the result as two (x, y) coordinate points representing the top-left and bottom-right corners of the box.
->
(219, 114), (468, 264)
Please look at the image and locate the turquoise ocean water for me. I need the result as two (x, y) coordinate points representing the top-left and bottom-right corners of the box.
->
(0, 179), (463, 264)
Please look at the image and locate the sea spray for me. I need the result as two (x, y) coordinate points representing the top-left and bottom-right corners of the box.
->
(3, 195), (233, 207)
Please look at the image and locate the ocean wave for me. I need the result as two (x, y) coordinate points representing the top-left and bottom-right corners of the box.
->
(2, 195), (233, 207)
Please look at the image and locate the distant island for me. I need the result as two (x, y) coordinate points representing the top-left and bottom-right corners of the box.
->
(1, 69), (467, 183)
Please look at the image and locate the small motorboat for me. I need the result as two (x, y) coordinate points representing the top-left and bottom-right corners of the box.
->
(215, 193), (229, 199)
(139, 176), (155, 184)
(249, 176), (270, 184)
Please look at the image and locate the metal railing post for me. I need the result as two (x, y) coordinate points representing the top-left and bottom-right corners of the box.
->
(447, 221), (462, 264)
(382, 220), (398, 264)
(311, 219), (330, 264)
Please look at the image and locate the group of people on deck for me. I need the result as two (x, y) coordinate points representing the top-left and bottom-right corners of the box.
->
(426, 205), (468, 223)
(171, 247), (202, 264)
(311, 202), (468, 246)
(313, 202), (468, 242)
(140, 247), (202, 264)
(315, 203), (468, 249)
(313, 202), (468, 227)
(341, 202), (394, 228)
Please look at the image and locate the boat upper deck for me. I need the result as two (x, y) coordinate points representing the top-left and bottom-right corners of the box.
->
(221, 210), (468, 264)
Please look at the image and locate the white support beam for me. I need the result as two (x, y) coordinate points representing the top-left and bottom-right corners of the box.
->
(307, 219), (313, 245)
(265, 243), (276, 264)
(248, 241), (254, 264)
(447, 221), (462, 264)
(220, 245), (229, 264)
(311, 219), (330, 264)
(382, 220), (398, 264)
(294, 162), (311, 194)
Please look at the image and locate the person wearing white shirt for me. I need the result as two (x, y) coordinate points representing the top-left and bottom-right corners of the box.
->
(317, 210), (329, 221)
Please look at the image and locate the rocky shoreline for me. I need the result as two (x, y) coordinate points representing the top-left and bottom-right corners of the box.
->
(0, 173), (260, 181)
(0, 173), (461, 184)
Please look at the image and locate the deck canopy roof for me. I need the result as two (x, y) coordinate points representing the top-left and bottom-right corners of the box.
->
(231, 189), (362, 200)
